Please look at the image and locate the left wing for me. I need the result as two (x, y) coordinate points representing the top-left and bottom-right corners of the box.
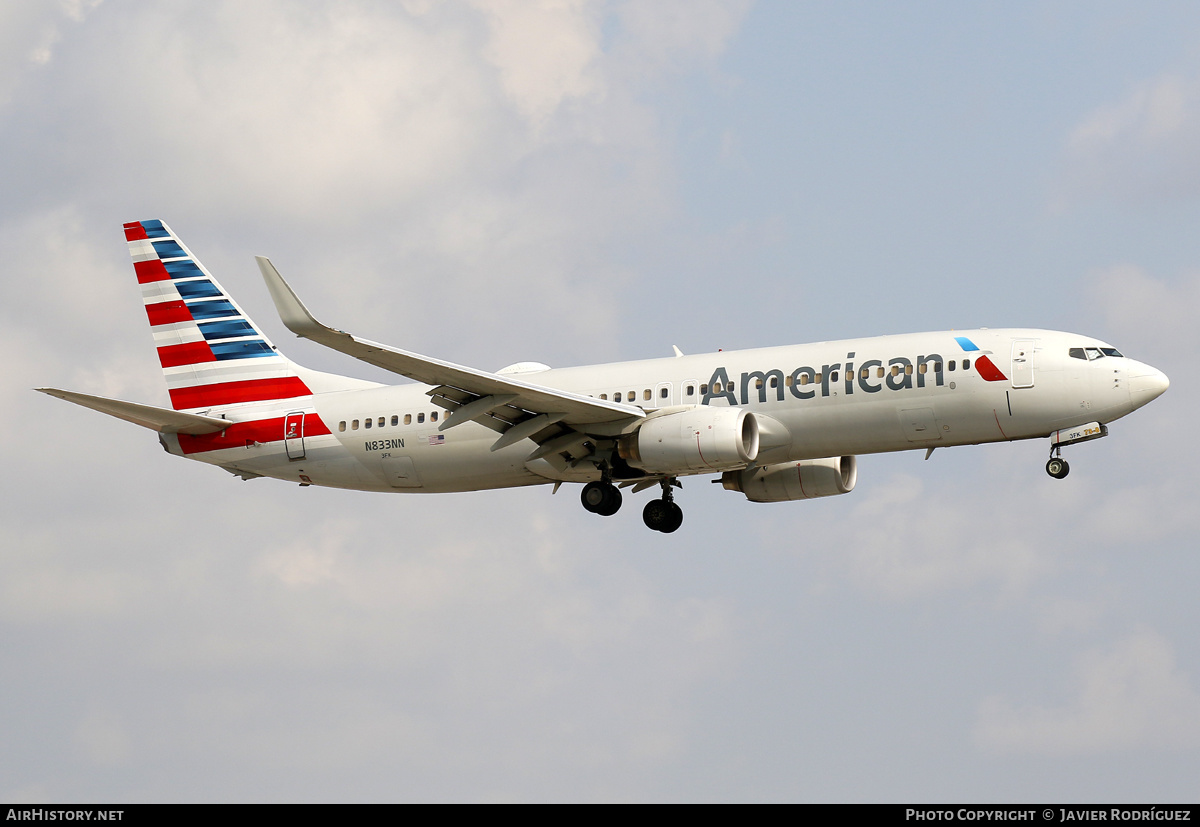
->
(256, 257), (645, 456)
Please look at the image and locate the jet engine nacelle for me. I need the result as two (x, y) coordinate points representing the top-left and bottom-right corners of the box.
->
(618, 407), (759, 474)
(721, 456), (857, 502)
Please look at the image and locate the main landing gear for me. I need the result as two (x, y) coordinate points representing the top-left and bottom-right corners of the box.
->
(642, 478), (683, 534)
(580, 476), (684, 532)
(580, 480), (623, 516)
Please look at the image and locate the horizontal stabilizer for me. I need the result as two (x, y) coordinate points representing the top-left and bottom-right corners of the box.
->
(36, 388), (230, 435)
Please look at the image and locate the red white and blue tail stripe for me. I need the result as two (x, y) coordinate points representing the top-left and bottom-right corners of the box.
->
(124, 219), (315, 414)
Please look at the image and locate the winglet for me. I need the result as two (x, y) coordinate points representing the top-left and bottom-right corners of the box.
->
(256, 256), (337, 340)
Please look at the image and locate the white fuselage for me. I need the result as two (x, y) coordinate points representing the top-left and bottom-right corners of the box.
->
(161, 328), (1167, 494)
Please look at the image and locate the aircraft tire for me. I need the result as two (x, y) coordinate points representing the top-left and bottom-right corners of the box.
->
(660, 501), (683, 533)
(581, 481), (607, 513)
(1046, 458), (1070, 479)
(596, 485), (622, 516)
(643, 499), (669, 531)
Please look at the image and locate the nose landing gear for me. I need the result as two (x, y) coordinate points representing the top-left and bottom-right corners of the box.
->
(1046, 455), (1070, 479)
(1045, 421), (1108, 479)
(642, 478), (683, 533)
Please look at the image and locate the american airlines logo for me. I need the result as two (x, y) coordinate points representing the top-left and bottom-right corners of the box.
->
(701, 342), (1007, 407)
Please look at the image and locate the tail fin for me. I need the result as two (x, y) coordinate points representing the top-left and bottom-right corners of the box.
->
(124, 219), (314, 412)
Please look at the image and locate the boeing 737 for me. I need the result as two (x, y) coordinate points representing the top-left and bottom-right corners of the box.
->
(39, 220), (1170, 532)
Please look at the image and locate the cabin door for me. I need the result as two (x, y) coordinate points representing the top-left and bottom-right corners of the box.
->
(1011, 340), (1036, 388)
(284, 412), (306, 460)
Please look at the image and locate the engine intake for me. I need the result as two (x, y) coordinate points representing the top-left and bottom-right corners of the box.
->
(722, 456), (857, 502)
(618, 407), (759, 474)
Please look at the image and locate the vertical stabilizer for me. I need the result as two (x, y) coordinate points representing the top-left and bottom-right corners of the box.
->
(124, 219), (313, 412)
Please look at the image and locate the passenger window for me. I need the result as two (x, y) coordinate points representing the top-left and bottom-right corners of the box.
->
(815, 373), (823, 383)
(904, 365), (913, 375)
(365, 418), (372, 428)
(890, 366), (899, 377)
(686, 385), (694, 396)
(431, 411), (438, 422)
(798, 374), (808, 386)
(963, 359), (970, 371)
(830, 371), (838, 382)
(769, 376), (778, 388)
(755, 379), (764, 389)
(404, 414), (412, 425)
(948, 361), (956, 372)
(417, 413), (425, 424)
(876, 367), (885, 378)
(713, 382), (722, 393)
(378, 417), (385, 427)
(918, 364), (927, 375)
(338, 421), (346, 432)
(391, 415), (398, 426)
(785, 375), (793, 387)
(628, 390), (635, 401)
(643, 389), (651, 401)
(614, 392), (622, 402)
(700, 384), (709, 395)
(861, 368), (869, 379)
(352, 420), (359, 430)
(660, 387), (669, 399)
(600, 393), (607, 400)
(934, 362), (942, 372)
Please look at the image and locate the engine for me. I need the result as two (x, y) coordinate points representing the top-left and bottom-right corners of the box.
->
(618, 407), (759, 474)
(721, 456), (857, 502)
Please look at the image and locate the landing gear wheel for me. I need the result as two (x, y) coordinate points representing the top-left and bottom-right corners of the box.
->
(643, 499), (684, 532)
(1046, 457), (1070, 479)
(661, 501), (683, 533)
(643, 499), (669, 531)
(596, 485), (622, 516)
(581, 481), (622, 515)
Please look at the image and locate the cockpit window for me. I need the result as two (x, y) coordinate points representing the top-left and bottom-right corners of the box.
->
(1071, 346), (1121, 361)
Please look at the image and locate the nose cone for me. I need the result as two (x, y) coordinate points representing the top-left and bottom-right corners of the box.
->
(1128, 362), (1169, 410)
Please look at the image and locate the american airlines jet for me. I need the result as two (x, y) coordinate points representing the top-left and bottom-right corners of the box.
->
(39, 221), (1170, 533)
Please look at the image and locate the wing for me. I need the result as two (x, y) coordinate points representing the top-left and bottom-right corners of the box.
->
(256, 257), (645, 459)
(37, 388), (231, 435)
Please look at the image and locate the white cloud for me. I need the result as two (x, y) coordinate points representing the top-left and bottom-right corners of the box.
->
(975, 630), (1200, 754)
(1, 1), (751, 364)
(473, 0), (605, 132)
(1059, 72), (1200, 204)
(613, 0), (752, 76)
(1085, 264), (1200, 361)
(835, 471), (1053, 600)
(0, 0), (102, 103)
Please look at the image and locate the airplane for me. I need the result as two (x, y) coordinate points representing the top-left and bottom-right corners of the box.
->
(38, 220), (1170, 533)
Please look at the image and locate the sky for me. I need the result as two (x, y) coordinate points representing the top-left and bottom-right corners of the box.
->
(1, 0), (1198, 803)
